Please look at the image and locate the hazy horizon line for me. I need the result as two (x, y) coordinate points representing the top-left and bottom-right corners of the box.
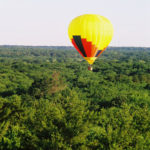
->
(0, 44), (150, 48)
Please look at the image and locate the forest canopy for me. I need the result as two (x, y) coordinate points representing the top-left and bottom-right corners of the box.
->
(0, 46), (150, 150)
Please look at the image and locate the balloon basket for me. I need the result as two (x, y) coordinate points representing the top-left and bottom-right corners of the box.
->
(88, 65), (93, 71)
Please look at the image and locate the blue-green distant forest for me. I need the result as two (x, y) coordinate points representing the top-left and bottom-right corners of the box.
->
(0, 46), (150, 150)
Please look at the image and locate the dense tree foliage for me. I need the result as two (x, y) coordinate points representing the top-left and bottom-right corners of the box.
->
(0, 46), (150, 149)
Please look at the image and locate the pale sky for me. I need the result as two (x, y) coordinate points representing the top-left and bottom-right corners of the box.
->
(0, 0), (149, 47)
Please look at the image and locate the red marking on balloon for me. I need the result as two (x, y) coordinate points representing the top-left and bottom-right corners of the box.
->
(81, 39), (98, 57)
(71, 39), (84, 57)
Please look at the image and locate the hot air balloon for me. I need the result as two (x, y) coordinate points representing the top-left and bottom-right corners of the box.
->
(68, 14), (114, 71)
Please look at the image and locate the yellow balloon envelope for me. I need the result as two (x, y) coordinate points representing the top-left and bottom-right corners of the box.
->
(68, 14), (114, 65)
